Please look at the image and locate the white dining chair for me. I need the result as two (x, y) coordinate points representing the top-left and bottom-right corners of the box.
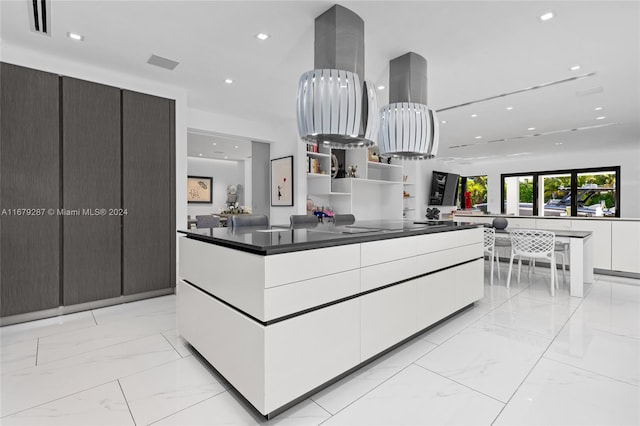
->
(483, 227), (500, 285)
(507, 229), (558, 296)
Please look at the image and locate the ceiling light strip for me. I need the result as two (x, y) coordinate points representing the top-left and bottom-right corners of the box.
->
(448, 122), (618, 149)
(437, 72), (596, 112)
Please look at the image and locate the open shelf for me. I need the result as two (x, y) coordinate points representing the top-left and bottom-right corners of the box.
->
(306, 152), (330, 158)
(368, 161), (402, 169)
(351, 178), (402, 185)
(307, 173), (330, 179)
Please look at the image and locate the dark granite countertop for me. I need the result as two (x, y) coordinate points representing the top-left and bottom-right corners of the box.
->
(177, 220), (481, 255)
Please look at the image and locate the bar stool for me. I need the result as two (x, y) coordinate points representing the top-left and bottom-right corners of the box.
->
(196, 215), (220, 229)
(507, 229), (558, 296)
(290, 214), (318, 229)
(230, 214), (268, 228)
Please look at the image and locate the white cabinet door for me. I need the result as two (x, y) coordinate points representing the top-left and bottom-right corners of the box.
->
(611, 222), (640, 273)
(535, 218), (572, 230)
(571, 220), (612, 270)
(360, 280), (419, 360)
(505, 217), (536, 229)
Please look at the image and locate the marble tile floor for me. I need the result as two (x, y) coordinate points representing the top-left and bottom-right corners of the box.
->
(1, 266), (638, 425)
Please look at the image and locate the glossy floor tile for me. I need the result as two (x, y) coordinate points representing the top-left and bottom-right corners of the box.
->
(119, 355), (227, 425)
(1, 334), (180, 416)
(1, 267), (638, 425)
(153, 391), (330, 426)
(1, 381), (133, 426)
(415, 320), (552, 402)
(0, 338), (38, 375)
(0, 311), (96, 346)
(494, 357), (640, 425)
(323, 364), (504, 425)
(36, 313), (178, 365)
(311, 335), (437, 414)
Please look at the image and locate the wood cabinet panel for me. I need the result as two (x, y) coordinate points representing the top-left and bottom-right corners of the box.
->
(62, 77), (122, 305)
(122, 90), (175, 295)
(0, 63), (60, 316)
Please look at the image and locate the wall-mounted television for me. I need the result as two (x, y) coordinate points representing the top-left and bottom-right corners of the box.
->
(429, 171), (460, 206)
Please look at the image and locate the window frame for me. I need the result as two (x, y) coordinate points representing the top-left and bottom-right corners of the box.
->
(500, 166), (620, 218)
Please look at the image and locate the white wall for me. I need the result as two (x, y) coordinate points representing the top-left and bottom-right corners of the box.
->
(269, 118), (305, 226)
(457, 146), (640, 218)
(187, 158), (244, 219)
(188, 109), (302, 226)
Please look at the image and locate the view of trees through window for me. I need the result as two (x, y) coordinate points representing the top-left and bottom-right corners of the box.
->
(459, 175), (488, 210)
(501, 167), (619, 217)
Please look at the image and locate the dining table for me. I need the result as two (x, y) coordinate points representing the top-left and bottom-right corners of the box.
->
(494, 227), (593, 297)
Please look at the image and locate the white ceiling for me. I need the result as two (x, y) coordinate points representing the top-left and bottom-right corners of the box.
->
(1, 1), (638, 163)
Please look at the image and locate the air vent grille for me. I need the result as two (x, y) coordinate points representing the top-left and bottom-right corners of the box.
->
(28, 0), (51, 36)
(147, 54), (180, 71)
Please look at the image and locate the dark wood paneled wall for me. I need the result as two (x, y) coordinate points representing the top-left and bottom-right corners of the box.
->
(0, 63), (61, 316)
(122, 90), (175, 295)
(62, 77), (122, 305)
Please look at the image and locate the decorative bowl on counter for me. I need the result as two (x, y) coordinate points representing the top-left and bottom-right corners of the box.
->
(492, 217), (508, 230)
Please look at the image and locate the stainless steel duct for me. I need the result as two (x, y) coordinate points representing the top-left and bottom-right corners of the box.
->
(296, 5), (378, 149)
(379, 52), (439, 159)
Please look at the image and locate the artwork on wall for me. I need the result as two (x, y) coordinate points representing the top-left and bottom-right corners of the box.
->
(187, 176), (213, 204)
(271, 156), (294, 206)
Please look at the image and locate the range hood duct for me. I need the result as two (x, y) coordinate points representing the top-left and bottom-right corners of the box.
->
(296, 5), (378, 149)
(379, 52), (439, 160)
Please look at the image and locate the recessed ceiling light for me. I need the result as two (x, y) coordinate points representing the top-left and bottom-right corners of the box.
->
(475, 136), (482, 139)
(256, 33), (270, 40)
(569, 65), (581, 71)
(198, 153), (203, 157)
(212, 142), (217, 145)
(224, 156), (228, 159)
(528, 127), (536, 131)
(596, 116), (606, 120)
(594, 106), (603, 111)
(555, 142), (563, 145)
(224, 78), (233, 84)
(505, 106), (513, 110)
(234, 145), (239, 149)
(67, 32), (84, 41)
(538, 11), (555, 22)
(377, 85), (385, 90)
(470, 114), (478, 118)
(441, 120), (447, 124)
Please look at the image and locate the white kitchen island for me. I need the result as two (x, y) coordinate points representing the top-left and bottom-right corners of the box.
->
(177, 221), (484, 418)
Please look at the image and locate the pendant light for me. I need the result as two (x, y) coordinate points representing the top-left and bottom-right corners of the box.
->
(379, 52), (439, 159)
(296, 5), (378, 149)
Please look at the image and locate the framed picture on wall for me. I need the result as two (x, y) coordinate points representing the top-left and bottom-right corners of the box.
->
(271, 156), (294, 206)
(187, 176), (213, 204)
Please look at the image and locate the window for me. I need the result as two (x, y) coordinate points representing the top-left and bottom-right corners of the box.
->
(459, 175), (488, 211)
(501, 167), (620, 217)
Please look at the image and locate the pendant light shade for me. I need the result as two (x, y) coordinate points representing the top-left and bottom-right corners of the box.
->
(296, 5), (377, 149)
(379, 102), (439, 160)
(379, 52), (439, 159)
(297, 70), (378, 148)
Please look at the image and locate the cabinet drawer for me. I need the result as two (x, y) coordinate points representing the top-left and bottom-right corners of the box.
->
(264, 244), (360, 288)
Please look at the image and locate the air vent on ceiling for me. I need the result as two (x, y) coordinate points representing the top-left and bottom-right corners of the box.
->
(147, 54), (180, 71)
(27, 0), (51, 36)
